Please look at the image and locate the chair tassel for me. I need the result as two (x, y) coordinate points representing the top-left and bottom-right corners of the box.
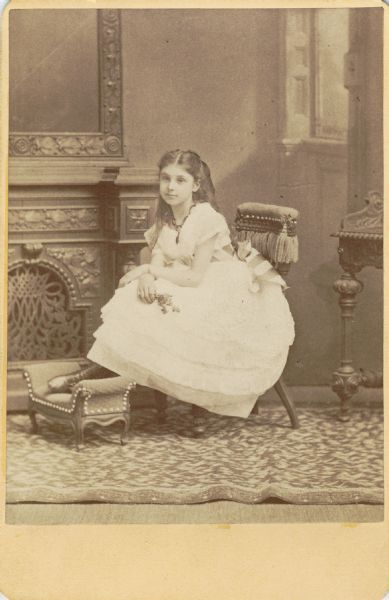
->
(273, 221), (299, 264)
(237, 227), (298, 265)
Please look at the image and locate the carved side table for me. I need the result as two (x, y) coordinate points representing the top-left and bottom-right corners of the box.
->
(331, 191), (383, 421)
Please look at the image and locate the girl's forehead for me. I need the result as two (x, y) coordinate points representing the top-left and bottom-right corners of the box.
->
(160, 164), (192, 177)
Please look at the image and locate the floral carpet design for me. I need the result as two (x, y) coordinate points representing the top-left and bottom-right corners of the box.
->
(6, 403), (383, 505)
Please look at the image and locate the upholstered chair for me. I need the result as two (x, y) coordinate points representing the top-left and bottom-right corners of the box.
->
(234, 202), (300, 429)
(141, 202), (300, 433)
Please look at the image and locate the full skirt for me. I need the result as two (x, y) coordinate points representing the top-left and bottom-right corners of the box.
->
(88, 260), (295, 418)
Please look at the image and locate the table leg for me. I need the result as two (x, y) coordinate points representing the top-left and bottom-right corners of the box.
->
(332, 272), (364, 421)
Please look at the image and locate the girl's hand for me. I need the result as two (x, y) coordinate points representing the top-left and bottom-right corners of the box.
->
(137, 273), (157, 303)
(118, 265), (148, 288)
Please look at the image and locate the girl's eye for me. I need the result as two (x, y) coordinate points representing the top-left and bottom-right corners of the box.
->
(177, 178), (186, 183)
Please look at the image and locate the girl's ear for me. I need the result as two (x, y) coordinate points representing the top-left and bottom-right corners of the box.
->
(193, 180), (200, 192)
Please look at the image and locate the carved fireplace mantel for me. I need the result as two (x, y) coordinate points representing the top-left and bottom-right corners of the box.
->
(6, 9), (163, 410)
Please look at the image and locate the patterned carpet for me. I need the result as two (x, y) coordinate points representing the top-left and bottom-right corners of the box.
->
(6, 402), (383, 505)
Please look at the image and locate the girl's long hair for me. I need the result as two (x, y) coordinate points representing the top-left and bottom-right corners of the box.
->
(149, 149), (219, 248)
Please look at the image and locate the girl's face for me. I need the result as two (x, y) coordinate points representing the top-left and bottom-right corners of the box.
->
(159, 164), (199, 208)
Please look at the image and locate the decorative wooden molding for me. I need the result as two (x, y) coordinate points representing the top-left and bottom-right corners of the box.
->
(8, 161), (124, 186)
(9, 134), (122, 158)
(331, 191), (383, 274)
(115, 167), (159, 187)
(8, 207), (100, 232)
(116, 243), (140, 277)
(46, 247), (101, 297)
(337, 238), (383, 274)
(125, 207), (149, 233)
(105, 206), (119, 233)
(99, 10), (122, 138)
(341, 191), (383, 234)
(9, 10), (123, 159)
(22, 243), (44, 259)
(335, 191), (384, 234)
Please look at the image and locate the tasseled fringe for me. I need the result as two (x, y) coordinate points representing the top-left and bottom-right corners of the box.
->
(236, 228), (299, 265)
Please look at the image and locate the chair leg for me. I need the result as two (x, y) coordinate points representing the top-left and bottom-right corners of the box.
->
(154, 390), (168, 423)
(121, 416), (130, 445)
(274, 377), (300, 429)
(191, 404), (207, 436)
(74, 418), (85, 451)
(28, 403), (38, 433)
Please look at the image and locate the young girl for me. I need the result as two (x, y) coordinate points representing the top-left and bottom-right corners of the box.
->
(87, 149), (295, 418)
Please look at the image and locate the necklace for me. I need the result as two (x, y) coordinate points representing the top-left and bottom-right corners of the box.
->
(172, 203), (195, 243)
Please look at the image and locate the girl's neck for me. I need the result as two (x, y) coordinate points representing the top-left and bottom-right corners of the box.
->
(171, 199), (195, 224)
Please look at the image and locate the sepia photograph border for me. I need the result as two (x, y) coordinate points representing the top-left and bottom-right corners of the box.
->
(0, 0), (388, 599)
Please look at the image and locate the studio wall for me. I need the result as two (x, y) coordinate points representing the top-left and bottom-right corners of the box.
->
(121, 9), (279, 225)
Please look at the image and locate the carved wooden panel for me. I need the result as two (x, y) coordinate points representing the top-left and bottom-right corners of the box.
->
(333, 191), (383, 274)
(125, 207), (149, 233)
(116, 244), (140, 277)
(337, 237), (383, 274)
(8, 207), (100, 232)
(46, 247), (101, 297)
(6, 172), (159, 410)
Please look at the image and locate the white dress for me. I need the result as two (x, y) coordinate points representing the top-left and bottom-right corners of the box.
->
(88, 203), (295, 418)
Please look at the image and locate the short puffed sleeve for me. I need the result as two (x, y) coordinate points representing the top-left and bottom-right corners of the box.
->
(194, 204), (231, 250)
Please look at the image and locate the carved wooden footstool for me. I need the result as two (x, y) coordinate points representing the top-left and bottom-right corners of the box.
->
(23, 361), (136, 450)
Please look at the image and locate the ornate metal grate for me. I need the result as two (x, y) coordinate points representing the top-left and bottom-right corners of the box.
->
(8, 264), (84, 361)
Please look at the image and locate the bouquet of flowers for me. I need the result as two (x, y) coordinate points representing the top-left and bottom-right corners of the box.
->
(155, 293), (181, 314)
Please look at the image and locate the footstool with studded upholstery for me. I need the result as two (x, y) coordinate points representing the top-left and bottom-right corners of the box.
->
(23, 360), (136, 451)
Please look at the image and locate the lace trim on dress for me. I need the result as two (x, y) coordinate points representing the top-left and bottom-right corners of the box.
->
(88, 341), (263, 417)
(88, 335), (288, 397)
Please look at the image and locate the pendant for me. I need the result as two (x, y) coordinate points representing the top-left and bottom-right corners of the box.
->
(172, 203), (195, 244)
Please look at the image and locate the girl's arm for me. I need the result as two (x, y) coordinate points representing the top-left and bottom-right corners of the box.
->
(119, 235), (217, 288)
(118, 247), (165, 288)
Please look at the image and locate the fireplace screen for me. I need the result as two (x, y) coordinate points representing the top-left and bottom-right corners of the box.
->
(8, 263), (84, 361)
